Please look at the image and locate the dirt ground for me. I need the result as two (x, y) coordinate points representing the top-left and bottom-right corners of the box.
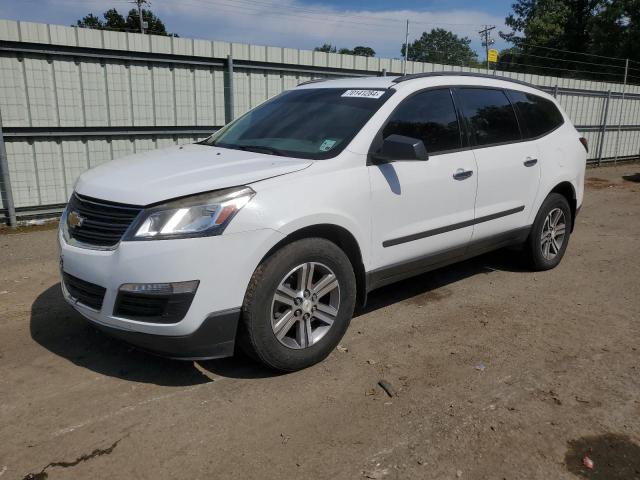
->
(1, 164), (639, 480)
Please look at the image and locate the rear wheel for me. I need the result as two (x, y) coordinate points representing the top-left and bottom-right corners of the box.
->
(525, 193), (572, 271)
(239, 238), (356, 371)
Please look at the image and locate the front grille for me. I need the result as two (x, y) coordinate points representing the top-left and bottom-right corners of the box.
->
(66, 193), (142, 248)
(63, 273), (107, 310)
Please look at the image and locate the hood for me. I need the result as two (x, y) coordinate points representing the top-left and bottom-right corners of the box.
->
(75, 144), (313, 205)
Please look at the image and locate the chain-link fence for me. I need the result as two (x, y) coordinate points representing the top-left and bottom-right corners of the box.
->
(1, 19), (639, 225)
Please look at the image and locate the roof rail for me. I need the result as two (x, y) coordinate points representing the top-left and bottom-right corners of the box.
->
(297, 78), (330, 86)
(392, 71), (538, 89)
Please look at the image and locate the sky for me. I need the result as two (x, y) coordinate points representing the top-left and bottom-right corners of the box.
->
(0, 0), (513, 59)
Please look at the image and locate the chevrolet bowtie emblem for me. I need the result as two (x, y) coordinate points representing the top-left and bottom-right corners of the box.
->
(67, 210), (85, 229)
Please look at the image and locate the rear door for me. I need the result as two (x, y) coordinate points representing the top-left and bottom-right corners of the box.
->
(455, 87), (541, 240)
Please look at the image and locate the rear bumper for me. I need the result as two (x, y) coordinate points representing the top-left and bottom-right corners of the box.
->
(86, 307), (241, 360)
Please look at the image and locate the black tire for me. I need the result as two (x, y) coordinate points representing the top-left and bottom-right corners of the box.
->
(239, 238), (356, 372)
(525, 193), (572, 271)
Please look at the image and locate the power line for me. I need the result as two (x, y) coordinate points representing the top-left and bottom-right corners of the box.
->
(510, 40), (631, 62)
(505, 49), (628, 70)
(176, 0), (493, 30)
(204, 0), (489, 27)
(499, 60), (629, 79)
(176, 0), (401, 30)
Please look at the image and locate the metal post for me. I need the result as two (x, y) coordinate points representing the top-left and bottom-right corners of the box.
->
(613, 58), (629, 164)
(479, 25), (495, 75)
(225, 54), (235, 123)
(0, 109), (17, 228)
(485, 29), (490, 74)
(136, 0), (146, 34)
(553, 84), (559, 98)
(403, 20), (409, 75)
(597, 90), (612, 166)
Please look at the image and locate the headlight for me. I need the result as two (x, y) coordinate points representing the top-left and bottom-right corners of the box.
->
(124, 186), (255, 241)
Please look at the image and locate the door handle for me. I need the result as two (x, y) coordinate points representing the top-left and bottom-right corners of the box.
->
(524, 157), (538, 167)
(453, 168), (473, 180)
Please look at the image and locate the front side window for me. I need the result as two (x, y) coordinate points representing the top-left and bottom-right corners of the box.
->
(382, 89), (461, 154)
(457, 88), (521, 146)
(205, 88), (393, 159)
(508, 90), (564, 138)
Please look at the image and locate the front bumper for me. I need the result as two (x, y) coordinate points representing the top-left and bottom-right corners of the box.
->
(88, 308), (241, 360)
(59, 227), (284, 358)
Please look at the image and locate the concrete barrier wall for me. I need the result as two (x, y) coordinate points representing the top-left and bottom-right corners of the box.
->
(0, 19), (639, 218)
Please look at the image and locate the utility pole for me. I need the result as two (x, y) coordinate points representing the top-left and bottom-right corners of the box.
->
(403, 19), (409, 75)
(479, 25), (495, 74)
(132, 0), (148, 34)
(613, 58), (629, 164)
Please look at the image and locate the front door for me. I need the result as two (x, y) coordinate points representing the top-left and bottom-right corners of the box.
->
(368, 88), (478, 280)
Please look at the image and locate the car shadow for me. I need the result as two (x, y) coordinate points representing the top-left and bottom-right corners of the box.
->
(30, 284), (279, 385)
(358, 247), (529, 316)
(31, 249), (528, 384)
(622, 172), (640, 183)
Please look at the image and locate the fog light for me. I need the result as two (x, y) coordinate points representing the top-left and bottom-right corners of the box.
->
(115, 280), (200, 324)
(119, 280), (199, 295)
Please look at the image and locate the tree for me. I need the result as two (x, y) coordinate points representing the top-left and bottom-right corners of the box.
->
(316, 44), (376, 56)
(500, 0), (604, 54)
(314, 44), (337, 53)
(75, 8), (173, 36)
(125, 9), (169, 36)
(401, 29), (478, 66)
(103, 8), (126, 31)
(499, 0), (639, 81)
(76, 13), (103, 29)
(339, 46), (376, 57)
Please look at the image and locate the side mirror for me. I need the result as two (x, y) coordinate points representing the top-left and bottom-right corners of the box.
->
(370, 134), (428, 164)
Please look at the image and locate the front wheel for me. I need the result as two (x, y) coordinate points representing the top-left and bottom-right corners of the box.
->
(525, 193), (572, 271)
(239, 238), (356, 371)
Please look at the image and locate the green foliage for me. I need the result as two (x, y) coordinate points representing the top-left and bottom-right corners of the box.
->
(316, 44), (376, 56)
(401, 29), (478, 66)
(76, 14), (103, 29)
(75, 8), (173, 36)
(500, 0), (640, 81)
(339, 46), (376, 57)
(314, 44), (337, 53)
(125, 9), (169, 36)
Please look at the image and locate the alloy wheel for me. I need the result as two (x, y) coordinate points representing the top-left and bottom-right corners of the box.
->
(540, 207), (566, 260)
(270, 262), (340, 349)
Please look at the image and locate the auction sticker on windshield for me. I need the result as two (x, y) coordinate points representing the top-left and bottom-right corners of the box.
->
(341, 90), (385, 99)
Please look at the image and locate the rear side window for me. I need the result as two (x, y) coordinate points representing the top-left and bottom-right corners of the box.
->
(382, 89), (461, 154)
(457, 88), (521, 146)
(508, 90), (564, 138)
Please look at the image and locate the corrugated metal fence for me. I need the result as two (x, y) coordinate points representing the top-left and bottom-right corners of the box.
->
(1, 19), (639, 224)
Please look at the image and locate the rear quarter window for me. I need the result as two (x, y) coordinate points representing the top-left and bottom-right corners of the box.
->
(508, 90), (564, 138)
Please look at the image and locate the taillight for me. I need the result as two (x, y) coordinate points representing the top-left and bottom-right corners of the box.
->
(579, 137), (588, 152)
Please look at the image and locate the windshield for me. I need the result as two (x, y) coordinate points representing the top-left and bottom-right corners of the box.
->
(205, 88), (394, 159)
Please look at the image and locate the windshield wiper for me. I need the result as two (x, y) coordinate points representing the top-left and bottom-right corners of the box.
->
(235, 145), (287, 156)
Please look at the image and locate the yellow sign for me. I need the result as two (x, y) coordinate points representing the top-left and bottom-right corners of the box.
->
(488, 49), (499, 63)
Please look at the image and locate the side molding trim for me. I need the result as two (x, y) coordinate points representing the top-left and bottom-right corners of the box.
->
(367, 226), (531, 292)
(382, 206), (525, 248)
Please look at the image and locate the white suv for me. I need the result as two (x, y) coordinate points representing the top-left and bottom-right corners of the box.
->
(59, 73), (587, 371)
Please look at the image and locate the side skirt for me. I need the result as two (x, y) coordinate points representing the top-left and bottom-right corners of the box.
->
(366, 226), (531, 292)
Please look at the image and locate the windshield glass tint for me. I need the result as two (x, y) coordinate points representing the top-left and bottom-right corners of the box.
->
(206, 88), (393, 159)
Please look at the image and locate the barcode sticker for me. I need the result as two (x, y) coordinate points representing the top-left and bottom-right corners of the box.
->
(341, 90), (385, 99)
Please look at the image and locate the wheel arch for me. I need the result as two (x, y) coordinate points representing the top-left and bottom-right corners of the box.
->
(258, 224), (368, 309)
(549, 181), (577, 231)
